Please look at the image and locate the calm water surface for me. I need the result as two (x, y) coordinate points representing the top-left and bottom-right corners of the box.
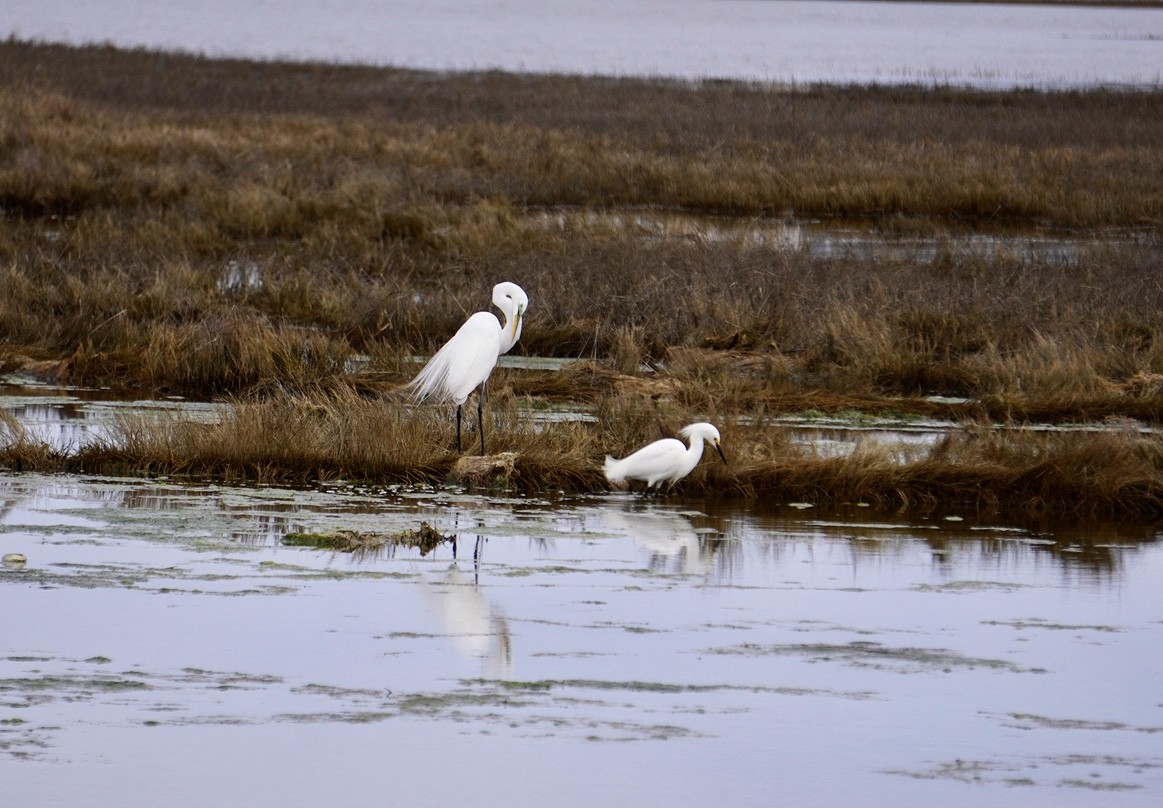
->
(7, 0), (1162, 89)
(2, 467), (1161, 806)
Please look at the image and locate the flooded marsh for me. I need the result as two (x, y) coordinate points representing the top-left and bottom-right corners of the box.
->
(0, 28), (1161, 805)
(2, 467), (1161, 805)
(4, 374), (1163, 516)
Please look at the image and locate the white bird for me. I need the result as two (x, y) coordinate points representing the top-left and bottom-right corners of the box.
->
(410, 282), (528, 455)
(604, 422), (728, 491)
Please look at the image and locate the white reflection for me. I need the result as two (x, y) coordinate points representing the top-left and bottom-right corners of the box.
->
(217, 259), (263, 294)
(0, 390), (225, 453)
(604, 507), (715, 576)
(422, 553), (512, 680)
(0, 402), (110, 451)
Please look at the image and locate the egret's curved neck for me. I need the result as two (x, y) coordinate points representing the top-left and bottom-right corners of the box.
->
(685, 433), (706, 465)
(498, 304), (523, 355)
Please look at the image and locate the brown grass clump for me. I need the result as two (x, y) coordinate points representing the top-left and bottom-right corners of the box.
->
(0, 410), (63, 470)
(108, 387), (459, 483)
(695, 425), (1163, 517)
(2, 388), (1162, 516)
(282, 522), (455, 555)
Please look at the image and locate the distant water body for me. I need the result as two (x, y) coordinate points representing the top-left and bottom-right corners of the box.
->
(6, 0), (1162, 88)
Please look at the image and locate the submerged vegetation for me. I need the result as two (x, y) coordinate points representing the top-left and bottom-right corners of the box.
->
(282, 522), (456, 555)
(0, 40), (1161, 515)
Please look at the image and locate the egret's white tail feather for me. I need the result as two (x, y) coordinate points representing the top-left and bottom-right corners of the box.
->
(410, 342), (455, 402)
(603, 455), (625, 483)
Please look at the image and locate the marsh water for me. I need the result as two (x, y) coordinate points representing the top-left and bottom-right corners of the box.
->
(8, 0), (1162, 89)
(2, 388), (1162, 806)
(528, 210), (1162, 268)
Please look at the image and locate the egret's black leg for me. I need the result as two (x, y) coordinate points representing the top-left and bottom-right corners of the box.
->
(456, 404), (463, 452)
(472, 537), (481, 588)
(477, 382), (487, 456)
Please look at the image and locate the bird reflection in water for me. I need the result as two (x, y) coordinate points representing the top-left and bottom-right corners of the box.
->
(422, 535), (512, 680)
(604, 506), (725, 576)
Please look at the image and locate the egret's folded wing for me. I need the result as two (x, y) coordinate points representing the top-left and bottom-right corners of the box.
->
(606, 438), (685, 483)
(411, 313), (501, 404)
(442, 323), (501, 403)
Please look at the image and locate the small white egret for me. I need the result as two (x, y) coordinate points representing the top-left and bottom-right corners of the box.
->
(604, 422), (727, 491)
(410, 282), (528, 455)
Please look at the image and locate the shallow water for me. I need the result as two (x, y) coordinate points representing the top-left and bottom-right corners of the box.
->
(0, 377), (225, 452)
(530, 210), (1162, 267)
(1, 469), (1161, 806)
(7, 0), (1162, 89)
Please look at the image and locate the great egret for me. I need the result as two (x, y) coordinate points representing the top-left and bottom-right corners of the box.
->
(410, 282), (528, 455)
(604, 422), (728, 491)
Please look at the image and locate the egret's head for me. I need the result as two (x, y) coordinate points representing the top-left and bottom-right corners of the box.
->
(493, 282), (527, 315)
(494, 282), (528, 353)
(682, 422), (727, 465)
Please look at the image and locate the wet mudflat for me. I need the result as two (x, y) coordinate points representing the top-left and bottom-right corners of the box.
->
(2, 471), (1161, 807)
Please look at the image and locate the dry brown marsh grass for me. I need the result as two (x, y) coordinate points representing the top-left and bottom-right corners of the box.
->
(0, 41), (1161, 514)
(111, 387), (459, 483)
(2, 391), (1160, 516)
(3, 41), (1161, 228)
(1, 201), (1160, 418)
(2, 216), (1161, 418)
(710, 425), (1163, 516)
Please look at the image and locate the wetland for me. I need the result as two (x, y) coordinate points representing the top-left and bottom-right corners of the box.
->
(1, 39), (1162, 511)
(1, 34), (1162, 806)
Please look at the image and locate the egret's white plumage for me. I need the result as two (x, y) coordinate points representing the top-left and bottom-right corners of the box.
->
(604, 422), (727, 490)
(410, 282), (528, 454)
